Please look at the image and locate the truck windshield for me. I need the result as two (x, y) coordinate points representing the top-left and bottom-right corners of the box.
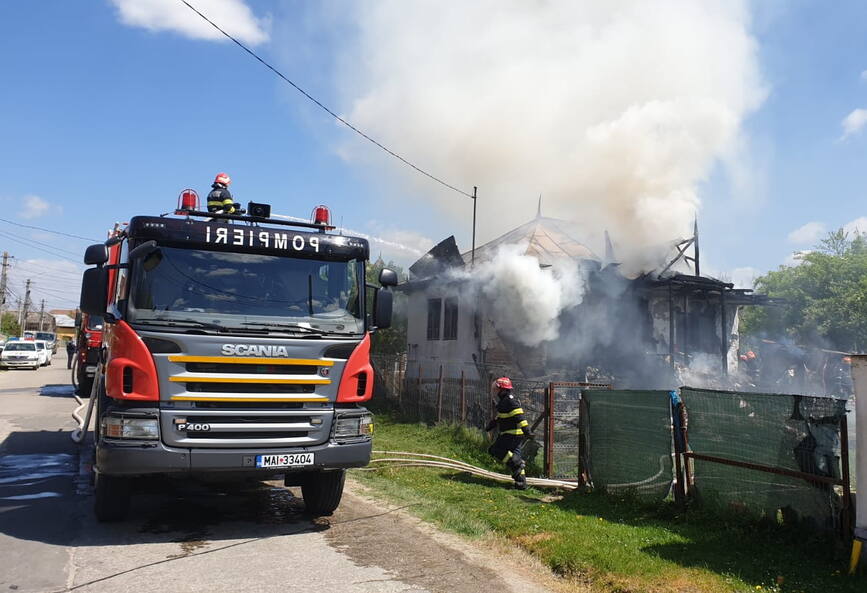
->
(36, 332), (55, 341)
(128, 246), (363, 335)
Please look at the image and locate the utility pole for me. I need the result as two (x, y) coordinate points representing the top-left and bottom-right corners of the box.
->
(0, 252), (10, 332)
(21, 279), (32, 336)
(0, 252), (10, 312)
(471, 186), (477, 268)
(38, 299), (45, 331)
(15, 297), (22, 331)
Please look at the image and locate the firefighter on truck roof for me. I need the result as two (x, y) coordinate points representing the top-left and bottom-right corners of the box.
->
(207, 172), (235, 214)
(486, 377), (532, 490)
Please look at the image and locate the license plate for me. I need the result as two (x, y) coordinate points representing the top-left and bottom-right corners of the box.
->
(255, 453), (314, 468)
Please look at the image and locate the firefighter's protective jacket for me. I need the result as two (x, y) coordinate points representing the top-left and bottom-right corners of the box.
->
(207, 184), (235, 213)
(486, 390), (530, 436)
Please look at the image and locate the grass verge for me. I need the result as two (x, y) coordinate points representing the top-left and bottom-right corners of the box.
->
(351, 412), (864, 593)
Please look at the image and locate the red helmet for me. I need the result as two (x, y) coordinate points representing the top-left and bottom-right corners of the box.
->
(495, 377), (513, 390)
(214, 172), (231, 186)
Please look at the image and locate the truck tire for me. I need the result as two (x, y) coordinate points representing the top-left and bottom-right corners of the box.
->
(78, 370), (93, 398)
(94, 473), (131, 522)
(301, 470), (346, 516)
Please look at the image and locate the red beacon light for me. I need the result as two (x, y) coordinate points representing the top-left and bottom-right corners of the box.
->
(176, 189), (200, 214)
(312, 205), (331, 226)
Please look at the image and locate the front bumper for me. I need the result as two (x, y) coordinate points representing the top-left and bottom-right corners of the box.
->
(1, 360), (39, 367)
(96, 437), (372, 477)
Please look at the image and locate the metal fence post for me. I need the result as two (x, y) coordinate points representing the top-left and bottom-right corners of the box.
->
(417, 363), (422, 421)
(460, 369), (466, 424)
(544, 382), (554, 478)
(672, 399), (686, 505)
(436, 364), (444, 423)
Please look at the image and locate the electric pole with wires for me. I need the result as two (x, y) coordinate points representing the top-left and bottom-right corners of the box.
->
(38, 299), (45, 331)
(21, 279), (32, 335)
(0, 251), (11, 316)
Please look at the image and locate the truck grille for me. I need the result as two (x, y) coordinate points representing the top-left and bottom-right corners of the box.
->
(160, 409), (332, 449)
(185, 362), (318, 375)
(184, 382), (317, 394)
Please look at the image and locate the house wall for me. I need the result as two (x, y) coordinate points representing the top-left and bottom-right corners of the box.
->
(405, 288), (483, 382)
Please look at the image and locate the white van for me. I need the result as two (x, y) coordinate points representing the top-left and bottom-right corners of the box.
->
(0, 342), (40, 370)
(33, 340), (51, 366)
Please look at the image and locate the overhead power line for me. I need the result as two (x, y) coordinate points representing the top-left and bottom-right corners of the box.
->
(0, 217), (99, 242)
(0, 227), (82, 258)
(178, 0), (474, 200)
(0, 232), (82, 264)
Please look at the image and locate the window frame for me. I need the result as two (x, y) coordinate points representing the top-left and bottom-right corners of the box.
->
(426, 298), (442, 341)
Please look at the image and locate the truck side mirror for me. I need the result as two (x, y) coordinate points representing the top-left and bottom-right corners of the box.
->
(84, 244), (108, 266)
(373, 287), (393, 330)
(379, 268), (398, 287)
(79, 267), (108, 317)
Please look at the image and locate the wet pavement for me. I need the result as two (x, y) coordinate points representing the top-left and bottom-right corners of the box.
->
(0, 353), (555, 593)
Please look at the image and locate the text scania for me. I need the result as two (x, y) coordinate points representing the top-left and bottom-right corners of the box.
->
(222, 344), (292, 357)
(205, 227), (320, 253)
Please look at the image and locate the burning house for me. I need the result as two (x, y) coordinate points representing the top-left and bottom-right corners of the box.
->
(400, 212), (772, 389)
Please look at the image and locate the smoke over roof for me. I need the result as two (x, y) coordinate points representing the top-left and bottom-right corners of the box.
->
(334, 0), (766, 263)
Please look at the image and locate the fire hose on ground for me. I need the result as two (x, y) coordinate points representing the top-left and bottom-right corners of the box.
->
(70, 362), (101, 444)
(363, 450), (580, 490)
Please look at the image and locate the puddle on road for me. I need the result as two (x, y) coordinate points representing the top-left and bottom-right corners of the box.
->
(136, 481), (311, 557)
(0, 453), (76, 485)
(39, 384), (75, 397)
(1, 491), (62, 500)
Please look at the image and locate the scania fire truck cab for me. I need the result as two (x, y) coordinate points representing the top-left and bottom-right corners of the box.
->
(79, 196), (395, 521)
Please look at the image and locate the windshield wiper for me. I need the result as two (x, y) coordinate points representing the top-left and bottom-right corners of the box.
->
(135, 318), (229, 332)
(240, 322), (330, 336)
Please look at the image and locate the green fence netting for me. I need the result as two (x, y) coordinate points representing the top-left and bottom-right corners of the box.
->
(582, 389), (674, 500)
(681, 386), (848, 529)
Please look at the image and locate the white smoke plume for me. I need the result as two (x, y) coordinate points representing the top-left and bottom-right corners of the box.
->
(333, 0), (766, 267)
(450, 244), (586, 347)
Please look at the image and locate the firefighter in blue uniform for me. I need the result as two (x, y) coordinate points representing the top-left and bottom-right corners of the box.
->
(207, 172), (236, 214)
(486, 377), (531, 490)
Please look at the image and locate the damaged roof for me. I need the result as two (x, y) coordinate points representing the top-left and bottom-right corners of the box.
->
(460, 216), (599, 266)
(408, 235), (464, 279)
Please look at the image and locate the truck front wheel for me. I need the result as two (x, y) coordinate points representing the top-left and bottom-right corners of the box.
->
(94, 473), (131, 522)
(78, 372), (93, 398)
(301, 470), (346, 516)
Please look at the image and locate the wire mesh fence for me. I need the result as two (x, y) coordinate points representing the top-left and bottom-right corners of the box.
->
(581, 390), (676, 501)
(680, 386), (851, 532)
(371, 355), (855, 536)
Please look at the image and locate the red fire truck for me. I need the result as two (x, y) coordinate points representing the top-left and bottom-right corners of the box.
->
(74, 312), (104, 396)
(78, 192), (395, 521)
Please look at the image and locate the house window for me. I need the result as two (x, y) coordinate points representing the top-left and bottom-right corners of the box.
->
(443, 297), (458, 340)
(427, 298), (442, 340)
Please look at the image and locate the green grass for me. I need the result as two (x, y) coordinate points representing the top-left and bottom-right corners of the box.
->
(352, 411), (865, 593)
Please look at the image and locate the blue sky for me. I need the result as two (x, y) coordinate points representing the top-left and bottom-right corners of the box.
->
(1, 1), (866, 310)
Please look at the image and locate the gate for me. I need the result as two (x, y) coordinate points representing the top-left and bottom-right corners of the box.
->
(543, 382), (610, 479)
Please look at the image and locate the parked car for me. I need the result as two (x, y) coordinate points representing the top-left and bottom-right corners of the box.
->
(34, 332), (58, 353)
(0, 342), (40, 370)
(33, 340), (51, 366)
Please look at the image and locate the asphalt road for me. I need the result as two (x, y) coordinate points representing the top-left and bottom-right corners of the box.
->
(0, 353), (554, 593)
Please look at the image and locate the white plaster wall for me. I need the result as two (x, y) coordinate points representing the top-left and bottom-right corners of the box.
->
(850, 355), (866, 541)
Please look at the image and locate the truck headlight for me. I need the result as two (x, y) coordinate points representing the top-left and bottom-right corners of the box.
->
(333, 413), (374, 439)
(102, 416), (159, 440)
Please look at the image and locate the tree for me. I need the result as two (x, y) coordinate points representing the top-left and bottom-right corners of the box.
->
(1, 312), (20, 338)
(366, 258), (408, 355)
(741, 230), (867, 351)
